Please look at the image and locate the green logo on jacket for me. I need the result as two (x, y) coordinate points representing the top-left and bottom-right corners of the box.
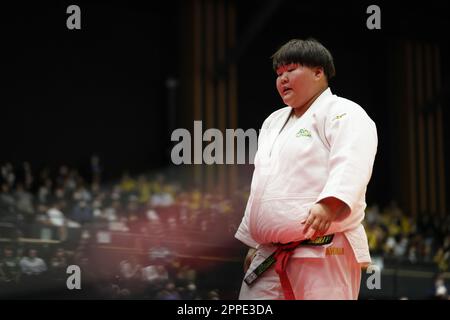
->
(332, 113), (347, 121)
(296, 128), (312, 138)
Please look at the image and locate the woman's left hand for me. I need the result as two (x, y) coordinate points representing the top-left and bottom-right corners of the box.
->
(301, 197), (348, 240)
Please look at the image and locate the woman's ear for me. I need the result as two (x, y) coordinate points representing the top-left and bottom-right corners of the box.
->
(314, 67), (325, 80)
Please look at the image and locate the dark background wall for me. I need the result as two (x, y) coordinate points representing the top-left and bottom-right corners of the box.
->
(1, 2), (180, 179)
(1, 0), (449, 209)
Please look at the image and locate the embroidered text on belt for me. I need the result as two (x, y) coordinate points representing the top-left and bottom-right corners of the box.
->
(244, 234), (334, 300)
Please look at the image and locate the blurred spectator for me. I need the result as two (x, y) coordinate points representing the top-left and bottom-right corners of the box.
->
(207, 289), (220, 300)
(46, 201), (81, 235)
(101, 201), (120, 223)
(56, 165), (69, 189)
(175, 264), (197, 287)
(184, 282), (200, 299)
(77, 255), (97, 293)
(423, 238), (434, 263)
(0, 183), (16, 222)
(54, 187), (67, 203)
(92, 195), (104, 221)
(366, 224), (385, 254)
(109, 284), (131, 299)
(37, 178), (53, 205)
(434, 247), (449, 271)
(0, 247), (21, 285)
(126, 196), (143, 232)
(146, 208), (160, 222)
(49, 248), (69, 284)
(73, 183), (92, 203)
(156, 281), (181, 300)
(120, 172), (136, 194)
(137, 175), (151, 204)
(19, 249), (47, 276)
(150, 185), (175, 208)
(90, 154), (102, 183)
(431, 274), (449, 300)
(408, 245), (418, 264)
(366, 204), (381, 226)
(149, 239), (173, 264)
(109, 218), (130, 232)
(15, 183), (35, 217)
(1, 163), (15, 187)
(141, 264), (169, 298)
(393, 235), (409, 258)
(118, 255), (142, 288)
(65, 169), (79, 194)
(110, 184), (122, 202)
(144, 210), (164, 238)
(166, 216), (178, 236)
(22, 162), (34, 190)
(71, 200), (93, 224)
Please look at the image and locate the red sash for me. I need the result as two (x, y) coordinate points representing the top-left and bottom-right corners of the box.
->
(273, 241), (302, 300)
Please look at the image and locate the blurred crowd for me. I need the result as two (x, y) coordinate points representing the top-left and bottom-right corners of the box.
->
(1, 158), (449, 299)
(0, 244), (221, 299)
(364, 201), (450, 272)
(0, 158), (246, 298)
(0, 159), (244, 242)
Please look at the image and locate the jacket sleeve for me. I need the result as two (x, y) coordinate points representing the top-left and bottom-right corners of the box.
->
(316, 101), (378, 221)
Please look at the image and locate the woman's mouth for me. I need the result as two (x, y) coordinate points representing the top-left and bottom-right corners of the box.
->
(282, 87), (293, 96)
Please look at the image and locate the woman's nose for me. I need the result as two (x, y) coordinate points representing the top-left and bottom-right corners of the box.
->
(280, 73), (288, 84)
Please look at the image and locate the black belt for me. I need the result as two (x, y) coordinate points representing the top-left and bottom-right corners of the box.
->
(244, 234), (334, 286)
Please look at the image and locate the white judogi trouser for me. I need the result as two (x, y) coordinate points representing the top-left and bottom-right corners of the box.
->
(239, 233), (361, 300)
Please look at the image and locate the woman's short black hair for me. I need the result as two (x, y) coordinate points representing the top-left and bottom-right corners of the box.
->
(272, 38), (336, 80)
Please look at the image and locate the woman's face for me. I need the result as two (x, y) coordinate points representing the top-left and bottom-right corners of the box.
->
(275, 63), (320, 111)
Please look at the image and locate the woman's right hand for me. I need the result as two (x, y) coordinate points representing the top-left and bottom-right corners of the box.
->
(244, 248), (257, 273)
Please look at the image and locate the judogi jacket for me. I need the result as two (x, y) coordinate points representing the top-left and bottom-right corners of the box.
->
(235, 88), (378, 264)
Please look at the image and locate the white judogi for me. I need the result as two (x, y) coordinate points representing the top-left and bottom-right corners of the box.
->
(235, 88), (378, 299)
